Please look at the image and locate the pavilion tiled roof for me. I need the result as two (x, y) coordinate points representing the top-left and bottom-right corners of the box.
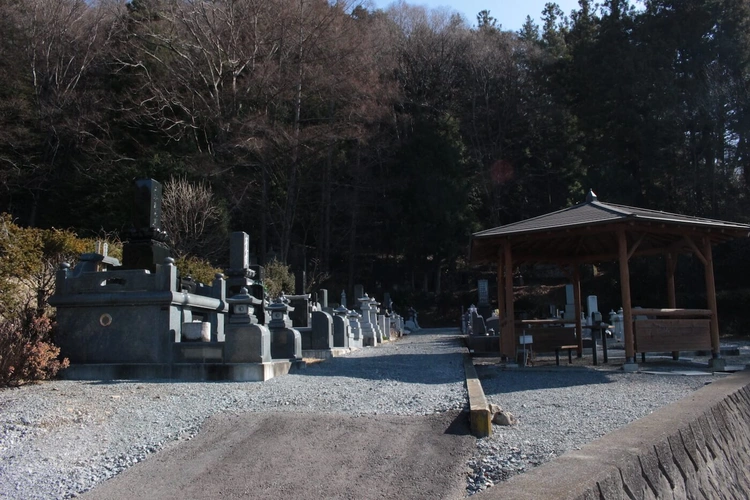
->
(469, 190), (750, 265)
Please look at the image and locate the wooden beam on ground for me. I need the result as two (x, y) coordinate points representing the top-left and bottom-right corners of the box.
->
(464, 354), (491, 438)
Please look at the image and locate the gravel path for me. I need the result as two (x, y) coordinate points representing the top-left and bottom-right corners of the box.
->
(1, 328), (742, 499)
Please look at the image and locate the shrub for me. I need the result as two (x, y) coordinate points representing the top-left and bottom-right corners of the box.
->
(264, 259), (295, 299)
(0, 309), (69, 387)
(175, 256), (223, 286)
(0, 213), (93, 317)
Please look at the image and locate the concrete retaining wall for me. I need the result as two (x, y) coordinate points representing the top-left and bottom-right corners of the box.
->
(476, 370), (750, 500)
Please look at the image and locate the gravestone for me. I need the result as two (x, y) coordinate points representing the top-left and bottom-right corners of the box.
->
(318, 289), (329, 310)
(471, 310), (487, 335)
(50, 258), (227, 365)
(122, 179), (171, 273)
(354, 284), (364, 301)
(267, 299), (302, 360)
(225, 232), (257, 295)
(250, 265), (265, 282)
(224, 288), (271, 363)
(287, 294), (311, 327)
(379, 314), (389, 341)
(477, 279), (491, 319)
(359, 294), (377, 346)
(340, 290), (347, 308)
(333, 306), (351, 348)
(383, 292), (393, 312)
(348, 310), (363, 348)
(295, 271), (306, 295)
(486, 316), (500, 335)
(311, 311), (334, 350)
(224, 232), (268, 324)
(477, 279), (489, 306)
(370, 297), (383, 342)
(564, 284), (576, 320)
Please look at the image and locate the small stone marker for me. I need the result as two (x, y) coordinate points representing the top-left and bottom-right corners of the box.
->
(489, 404), (517, 426)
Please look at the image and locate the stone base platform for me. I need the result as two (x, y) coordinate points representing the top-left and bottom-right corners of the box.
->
(59, 359), (302, 382)
(302, 347), (357, 360)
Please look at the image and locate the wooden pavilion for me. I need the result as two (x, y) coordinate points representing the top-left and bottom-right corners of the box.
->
(469, 190), (750, 369)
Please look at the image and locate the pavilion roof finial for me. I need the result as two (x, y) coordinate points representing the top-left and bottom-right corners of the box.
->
(586, 189), (598, 203)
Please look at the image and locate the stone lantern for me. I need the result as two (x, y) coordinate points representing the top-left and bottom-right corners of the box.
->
(226, 287), (261, 325)
(224, 288), (271, 363)
(266, 298), (301, 360)
(268, 298), (294, 329)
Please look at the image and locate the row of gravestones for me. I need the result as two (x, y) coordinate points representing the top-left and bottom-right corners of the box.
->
(464, 306), (500, 336)
(217, 229), (406, 362)
(49, 178), (406, 370)
(223, 285), (406, 364)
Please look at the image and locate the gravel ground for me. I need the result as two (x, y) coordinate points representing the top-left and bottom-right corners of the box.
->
(466, 343), (750, 495)
(1, 328), (746, 499)
(0, 329), (466, 500)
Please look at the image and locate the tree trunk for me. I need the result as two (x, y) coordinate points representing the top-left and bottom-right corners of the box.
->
(261, 163), (268, 265)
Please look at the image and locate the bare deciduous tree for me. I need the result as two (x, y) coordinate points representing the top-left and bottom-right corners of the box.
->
(0, 0), (123, 224)
(161, 176), (228, 259)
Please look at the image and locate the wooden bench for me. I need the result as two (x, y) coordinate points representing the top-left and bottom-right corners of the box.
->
(523, 327), (578, 365)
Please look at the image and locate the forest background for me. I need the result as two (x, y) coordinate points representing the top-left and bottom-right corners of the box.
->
(2, 0), (750, 330)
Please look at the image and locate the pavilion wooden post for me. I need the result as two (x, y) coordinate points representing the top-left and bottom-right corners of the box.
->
(496, 249), (504, 321)
(666, 253), (677, 308)
(666, 253), (679, 360)
(702, 237), (721, 359)
(503, 242), (515, 359)
(617, 229), (635, 364)
(497, 249), (512, 359)
(573, 266), (583, 357)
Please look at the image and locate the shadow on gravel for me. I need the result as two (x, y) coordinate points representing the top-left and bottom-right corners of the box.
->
(476, 366), (616, 395)
(298, 352), (465, 384)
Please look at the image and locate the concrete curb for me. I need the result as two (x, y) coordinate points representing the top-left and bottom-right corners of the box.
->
(464, 353), (492, 438)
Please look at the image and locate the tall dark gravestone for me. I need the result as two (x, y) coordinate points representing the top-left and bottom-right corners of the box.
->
(122, 179), (170, 272)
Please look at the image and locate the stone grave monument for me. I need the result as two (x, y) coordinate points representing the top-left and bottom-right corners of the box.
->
(49, 180), (300, 382)
(224, 287), (270, 363)
(224, 232), (267, 324)
(310, 310), (334, 350)
(359, 294), (378, 346)
(348, 309), (363, 348)
(121, 179), (171, 273)
(333, 305), (352, 348)
(477, 279), (491, 319)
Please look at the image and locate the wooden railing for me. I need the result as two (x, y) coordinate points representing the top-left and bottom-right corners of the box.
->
(633, 308), (712, 353)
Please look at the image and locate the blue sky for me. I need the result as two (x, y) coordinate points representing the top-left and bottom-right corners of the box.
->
(370, 0), (583, 32)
